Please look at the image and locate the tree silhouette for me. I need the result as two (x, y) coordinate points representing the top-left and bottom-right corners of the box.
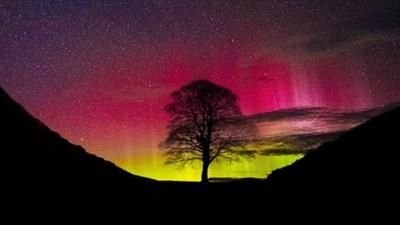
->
(160, 80), (257, 183)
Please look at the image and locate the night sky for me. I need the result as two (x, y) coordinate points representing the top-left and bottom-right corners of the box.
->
(1, 0), (400, 180)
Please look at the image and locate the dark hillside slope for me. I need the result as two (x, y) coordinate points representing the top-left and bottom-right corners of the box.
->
(265, 105), (400, 202)
(0, 88), (154, 200)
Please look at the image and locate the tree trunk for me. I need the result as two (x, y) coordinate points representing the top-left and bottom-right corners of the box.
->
(201, 161), (209, 183)
(201, 144), (211, 183)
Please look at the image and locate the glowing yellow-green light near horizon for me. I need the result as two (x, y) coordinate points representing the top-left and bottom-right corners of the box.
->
(116, 153), (303, 181)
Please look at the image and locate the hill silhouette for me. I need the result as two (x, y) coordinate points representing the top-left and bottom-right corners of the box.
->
(0, 88), (154, 203)
(264, 105), (400, 204)
(2, 86), (399, 214)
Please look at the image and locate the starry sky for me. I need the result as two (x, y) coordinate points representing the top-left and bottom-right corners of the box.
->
(1, 0), (400, 180)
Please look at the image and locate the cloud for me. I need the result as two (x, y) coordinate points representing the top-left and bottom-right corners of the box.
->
(283, 1), (400, 54)
(238, 103), (400, 156)
(246, 107), (327, 123)
(256, 131), (344, 156)
(321, 103), (400, 124)
(245, 103), (399, 125)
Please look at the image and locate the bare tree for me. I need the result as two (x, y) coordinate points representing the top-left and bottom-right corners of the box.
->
(160, 80), (257, 183)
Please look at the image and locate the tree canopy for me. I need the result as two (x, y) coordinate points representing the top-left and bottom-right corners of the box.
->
(160, 80), (257, 182)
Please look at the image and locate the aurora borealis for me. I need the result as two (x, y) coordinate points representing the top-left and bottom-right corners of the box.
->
(1, 0), (400, 181)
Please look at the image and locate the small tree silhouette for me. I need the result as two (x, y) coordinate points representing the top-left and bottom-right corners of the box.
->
(160, 80), (257, 183)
